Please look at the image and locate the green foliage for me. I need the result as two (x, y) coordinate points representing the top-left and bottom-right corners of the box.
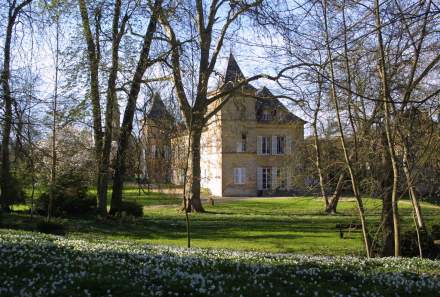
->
(423, 196), (440, 206)
(431, 224), (440, 238)
(119, 201), (143, 217)
(4, 175), (27, 205)
(401, 229), (439, 259)
(36, 171), (96, 216)
(36, 220), (66, 235)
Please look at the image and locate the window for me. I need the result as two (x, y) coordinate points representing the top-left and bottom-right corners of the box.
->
(234, 168), (246, 184)
(151, 145), (157, 159)
(276, 136), (285, 154)
(164, 145), (171, 160)
(236, 133), (247, 152)
(262, 136), (271, 155)
(262, 167), (271, 189)
(262, 110), (271, 121)
(179, 169), (185, 184)
(241, 133), (247, 152)
(277, 168), (287, 189)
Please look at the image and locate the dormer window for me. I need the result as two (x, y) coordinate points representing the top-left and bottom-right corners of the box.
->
(262, 110), (271, 121)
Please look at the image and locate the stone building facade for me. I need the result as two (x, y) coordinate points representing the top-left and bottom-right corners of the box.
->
(142, 54), (305, 197)
(141, 93), (174, 183)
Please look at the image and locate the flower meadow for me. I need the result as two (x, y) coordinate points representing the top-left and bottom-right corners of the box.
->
(1, 230), (440, 297)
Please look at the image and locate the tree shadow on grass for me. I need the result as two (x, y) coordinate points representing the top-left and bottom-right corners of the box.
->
(0, 211), (364, 253)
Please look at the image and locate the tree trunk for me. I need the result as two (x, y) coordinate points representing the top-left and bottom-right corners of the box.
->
(0, 70), (13, 212)
(78, 0), (103, 203)
(109, 0), (162, 215)
(374, 0), (401, 256)
(109, 126), (130, 215)
(380, 141), (395, 257)
(311, 77), (328, 208)
(322, 0), (371, 257)
(186, 127), (205, 212)
(402, 145), (425, 229)
(325, 172), (345, 214)
(388, 131), (401, 257)
(48, 18), (60, 221)
(0, 2), (32, 211)
(381, 185), (395, 256)
(97, 0), (125, 217)
(0, 54), (13, 212)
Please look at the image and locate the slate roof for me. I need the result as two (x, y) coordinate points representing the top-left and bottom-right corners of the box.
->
(254, 85), (305, 124)
(223, 55), (304, 124)
(146, 93), (173, 120)
(223, 53), (256, 92)
(224, 53), (246, 82)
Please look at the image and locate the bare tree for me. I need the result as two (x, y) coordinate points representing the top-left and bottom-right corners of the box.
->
(321, 0), (371, 257)
(47, 5), (61, 221)
(78, 0), (163, 216)
(1, 0), (33, 212)
(109, 0), (164, 215)
(159, 0), (264, 212)
(77, 0), (105, 213)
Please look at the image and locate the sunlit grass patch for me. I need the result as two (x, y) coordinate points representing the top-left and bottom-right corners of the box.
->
(5, 194), (440, 256)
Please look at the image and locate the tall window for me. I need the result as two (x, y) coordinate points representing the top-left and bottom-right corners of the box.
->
(237, 133), (247, 152)
(234, 168), (246, 184)
(163, 145), (171, 160)
(262, 136), (271, 154)
(151, 144), (157, 159)
(262, 167), (271, 189)
(277, 167), (287, 189)
(241, 133), (247, 152)
(179, 169), (185, 184)
(276, 136), (285, 154)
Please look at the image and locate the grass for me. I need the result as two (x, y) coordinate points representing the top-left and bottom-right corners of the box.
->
(2, 188), (440, 296)
(119, 188), (181, 207)
(1, 186), (440, 256)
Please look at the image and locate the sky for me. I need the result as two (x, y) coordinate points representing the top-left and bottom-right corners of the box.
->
(0, 0), (314, 139)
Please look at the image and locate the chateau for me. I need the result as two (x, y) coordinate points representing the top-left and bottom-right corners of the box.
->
(142, 54), (305, 197)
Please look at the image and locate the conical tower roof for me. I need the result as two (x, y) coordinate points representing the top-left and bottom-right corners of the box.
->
(146, 93), (173, 120)
(224, 53), (246, 83)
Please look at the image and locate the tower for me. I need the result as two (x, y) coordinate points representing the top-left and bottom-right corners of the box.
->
(142, 93), (175, 183)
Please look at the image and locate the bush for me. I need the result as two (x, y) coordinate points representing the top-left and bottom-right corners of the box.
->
(36, 171), (96, 217)
(119, 201), (143, 217)
(36, 220), (67, 235)
(401, 229), (439, 259)
(2, 176), (27, 206)
(431, 224), (440, 238)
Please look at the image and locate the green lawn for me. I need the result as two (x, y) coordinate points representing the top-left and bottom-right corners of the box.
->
(2, 190), (440, 296)
(2, 187), (440, 256)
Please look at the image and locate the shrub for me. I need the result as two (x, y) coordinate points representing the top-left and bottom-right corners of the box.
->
(36, 171), (96, 217)
(401, 229), (439, 259)
(373, 227), (440, 259)
(431, 224), (440, 238)
(36, 220), (67, 235)
(3, 176), (27, 206)
(119, 201), (143, 217)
